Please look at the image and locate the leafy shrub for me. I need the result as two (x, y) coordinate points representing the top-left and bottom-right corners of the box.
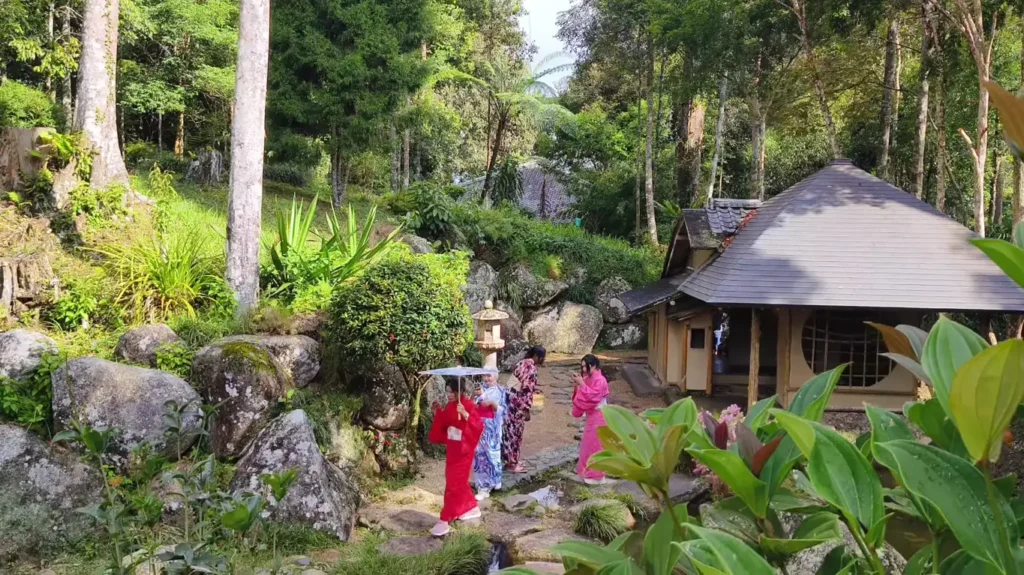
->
(291, 280), (333, 313)
(0, 352), (62, 435)
(68, 182), (126, 219)
(124, 141), (157, 167)
(99, 230), (228, 323)
(263, 162), (311, 188)
(46, 278), (99, 330)
(455, 205), (661, 304)
(0, 80), (58, 128)
(491, 155), (524, 206)
(262, 195), (401, 301)
(572, 500), (631, 542)
(155, 342), (195, 379)
(327, 248), (472, 428)
(396, 182), (460, 242)
(348, 151), (391, 193)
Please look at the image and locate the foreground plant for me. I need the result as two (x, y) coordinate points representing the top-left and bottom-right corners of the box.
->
(502, 222), (1024, 574)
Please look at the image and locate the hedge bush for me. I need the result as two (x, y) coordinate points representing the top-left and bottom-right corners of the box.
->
(0, 81), (59, 128)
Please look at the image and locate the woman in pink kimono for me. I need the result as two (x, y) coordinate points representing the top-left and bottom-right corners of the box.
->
(571, 354), (612, 485)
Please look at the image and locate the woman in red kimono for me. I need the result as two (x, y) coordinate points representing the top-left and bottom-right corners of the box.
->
(428, 378), (484, 536)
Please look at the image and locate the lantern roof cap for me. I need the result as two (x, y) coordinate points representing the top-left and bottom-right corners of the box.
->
(472, 300), (509, 321)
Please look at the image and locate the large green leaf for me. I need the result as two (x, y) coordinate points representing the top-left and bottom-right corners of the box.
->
(774, 417), (884, 531)
(881, 352), (931, 385)
(972, 236), (1024, 291)
(745, 396), (776, 434)
(687, 447), (769, 518)
(586, 452), (656, 486)
(643, 505), (687, 575)
(758, 511), (842, 557)
(758, 436), (803, 499)
(865, 405), (913, 445)
(897, 325), (930, 361)
(873, 440), (1019, 572)
(949, 339), (1024, 463)
(551, 541), (631, 569)
(679, 525), (776, 575)
(903, 399), (969, 458)
(786, 365), (847, 422)
(601, 405), (658, 463)
(699, 500), (760, 545)
(920, 317), (988, 416)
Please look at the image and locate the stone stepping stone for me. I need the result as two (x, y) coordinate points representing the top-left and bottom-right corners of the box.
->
(500, 494), (540, 513)
(485, 511), (544, 544)
(381, 536), (443, 556)
(367, 508), (438, 534)
(513, 529), (588, 563)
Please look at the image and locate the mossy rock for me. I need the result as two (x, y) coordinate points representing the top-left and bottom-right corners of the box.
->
(193, 340), (289, 458)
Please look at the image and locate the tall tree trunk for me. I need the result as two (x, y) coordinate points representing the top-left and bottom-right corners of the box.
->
(993, 152), (1004, 226)
(643, 39), (658, 245)
(389, 122), (400, 191)
(750, 50), (765, 200)
(539, 175), (548, 219)
(707, 74), (729, 204)
(174, 111), (185, 158)
(913, 1), (932, 199)
(635, 91), (643, 238)
(60, 5), (73, 121)
(74, 0), (130, 189)
(330, 147), (349, 207)
(676, 98), (705, 207)
(935, 63), (948, 212)
(948, 0), (995, 237)
(482, 114), (506, 204)
(225, 0), (270, 314)
(1015, 29), (1024, 239)
(47, 2), (55, 98)
(880, 18), (900, 178)
(791, 0), (840, 158)
(402, 118), (410, 191)
(157, 113), (163, 152)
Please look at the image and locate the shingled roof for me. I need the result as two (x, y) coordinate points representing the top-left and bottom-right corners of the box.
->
(676, 159), (1024, 311)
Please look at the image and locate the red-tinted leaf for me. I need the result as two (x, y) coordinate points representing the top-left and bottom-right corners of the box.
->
(752, 436), (783, 476)
(702, 412), (718, 439)
(714, 421), (730, 450)
(735, 423), (762, 467)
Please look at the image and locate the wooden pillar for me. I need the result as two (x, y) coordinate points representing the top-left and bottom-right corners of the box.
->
(748, 308), (761, 410)
(777, 309), (792, 408)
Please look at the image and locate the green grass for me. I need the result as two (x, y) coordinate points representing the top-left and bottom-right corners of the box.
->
(572, 500), (631, 543)
(338, 530), (491, 575)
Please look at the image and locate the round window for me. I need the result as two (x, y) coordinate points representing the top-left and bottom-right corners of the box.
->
(800, 310), (895, 388)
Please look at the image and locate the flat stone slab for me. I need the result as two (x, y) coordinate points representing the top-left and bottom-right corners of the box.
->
(513, 529), (588, 563)
(620, 363), (664, 398)
(484, 511), (544, 544)
(502, 445), (578, 489)
(381, 536), (443, 556)
(363, 508), (438, 535)
(523, 562), (566, 574)
(500, 494), (539, 513)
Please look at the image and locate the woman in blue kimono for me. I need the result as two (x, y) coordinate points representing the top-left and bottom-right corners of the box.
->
(472, 374), (506, 500)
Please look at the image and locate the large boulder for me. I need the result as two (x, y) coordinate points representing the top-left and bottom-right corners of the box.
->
(496, 300), (524, 340)
(0, 329), (57, 381)
(0, 424), (102, 560)
(524, 302), (603, 354)
(499, 339), (530, 372)
(599, 320), (647, 350)
(215, 334), (321, 388)
(355, 364), (410, 431)
(508, 264), (567, 309)
(594, 277), (632, 324)
(114, 324), (182, 367)
(192, 340), (289, 459)
(51, 358), (202, 468)
(231, 410), (360, 541)
(401, 234), (433, 254)
(464, 260), (498, 314)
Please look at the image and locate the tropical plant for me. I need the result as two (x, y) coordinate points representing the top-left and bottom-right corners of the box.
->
(263, 194), (402, 299)
(503, 223), (1024, 575)
(492, 155), (524, 206)
(99, 230), (228, 323)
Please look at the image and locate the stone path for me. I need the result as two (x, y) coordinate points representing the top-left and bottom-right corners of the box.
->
(502, 445), (578, 489)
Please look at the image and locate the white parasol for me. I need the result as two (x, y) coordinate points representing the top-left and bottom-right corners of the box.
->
(419, 366), (499, 418)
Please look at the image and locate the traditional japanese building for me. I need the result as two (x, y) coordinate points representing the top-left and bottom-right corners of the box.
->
(618, 159), (1024, 410)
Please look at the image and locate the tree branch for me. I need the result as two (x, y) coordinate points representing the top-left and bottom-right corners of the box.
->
(959, 127), (978, 161)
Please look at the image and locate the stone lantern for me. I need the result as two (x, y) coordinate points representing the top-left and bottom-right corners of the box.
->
(472, 300), (509, 370)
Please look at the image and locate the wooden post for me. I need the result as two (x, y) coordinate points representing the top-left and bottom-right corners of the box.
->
(748, 308), (761, 410)
(776, 309), (792, 408)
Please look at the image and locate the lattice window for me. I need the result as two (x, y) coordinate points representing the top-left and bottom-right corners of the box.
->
(800, 310), (895, 388)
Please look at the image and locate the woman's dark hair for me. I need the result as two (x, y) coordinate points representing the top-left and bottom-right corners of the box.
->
(581, 354), (600, 371)
(445, 378), (461, 394)
(527, 346), (547, 366)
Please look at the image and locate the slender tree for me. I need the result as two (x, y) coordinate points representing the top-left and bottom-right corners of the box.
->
(913, 1), (933, 199)
(642, 34), (658, 244)
(707, 73), (729, 203)
(942, 0), (998, 236)
(879, 18), (900, 179)
(225, 0), (271, 313)
(74, 0), (130, 189)
(675, 95), (705, 207)
(786, 0), (841, 158)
